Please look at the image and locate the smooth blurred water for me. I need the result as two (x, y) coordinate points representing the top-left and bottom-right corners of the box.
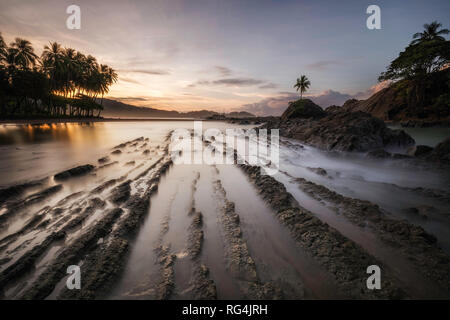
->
(387, 125), (450, 147)
(0, 121), (245, 186)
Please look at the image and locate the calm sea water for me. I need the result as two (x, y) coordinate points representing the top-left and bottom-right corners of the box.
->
(0, 121), (243, 186)
(387, 125), (450, 147)
(1, 121), (450, 299)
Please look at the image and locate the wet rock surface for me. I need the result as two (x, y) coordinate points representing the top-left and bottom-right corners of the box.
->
(263, 103), (415, 152)
(54, 165), (95, 181)
(0, 137), (174, 300)
(239, 164), (408, 299)
(98, 156), (110, 164)
(292, 176), (450, 293)
(0, 185), (63, 224)
(0, 178), (47, 204)
(429, 138), (450, 163)
(281, 99), (326, 120)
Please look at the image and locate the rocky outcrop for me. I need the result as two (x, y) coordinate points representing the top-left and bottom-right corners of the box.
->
(405, 138), (450, 163)
(264, 100), (415, 152)
(342, 69), (450, 126)
(54, 164), (95, 181)
(429, 137), (450, 163)
(407, 145), (434, 157)
(281, 99), (326, 120)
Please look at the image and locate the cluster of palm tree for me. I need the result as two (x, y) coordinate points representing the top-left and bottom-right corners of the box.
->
(0, 33), (118, 118)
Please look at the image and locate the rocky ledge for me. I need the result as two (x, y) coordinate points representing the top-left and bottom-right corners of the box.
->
(263, 99), (415, 153)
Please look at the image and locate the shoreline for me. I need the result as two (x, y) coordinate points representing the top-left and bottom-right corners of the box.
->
(0, 117), (207, 125)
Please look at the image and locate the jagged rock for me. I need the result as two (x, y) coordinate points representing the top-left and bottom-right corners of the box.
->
(404, 205), (437, 219)
(307, 167), (327, 176)
(407, 145), (434, 157)
(98, 156), (110, 163)
(325, 105), (343, 113)
(264, 108), (415, 152)
(429, 137), (450, 163)
(367, 149), (392, 158)
(54, 165), (95, 181)
(281, 99), (326, 120)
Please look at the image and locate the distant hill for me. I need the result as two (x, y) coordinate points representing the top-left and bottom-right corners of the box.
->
(227, 111), (255, 118)
(100, 98), (255, 119)
(100, 99), (180, 118)
(184, 110), (219, 118)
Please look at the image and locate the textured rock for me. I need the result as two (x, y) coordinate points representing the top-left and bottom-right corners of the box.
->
(54, 164), (95, 181)
(341, 69), (450, 125)
(281, 99), (326, 120)
(264, 107), (415, 152)
(429, 138), (450, 163)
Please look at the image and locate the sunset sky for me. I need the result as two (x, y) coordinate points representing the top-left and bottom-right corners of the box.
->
(1, 0), (449, 115)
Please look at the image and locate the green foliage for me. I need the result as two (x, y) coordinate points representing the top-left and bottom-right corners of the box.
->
(379, 40), (450, 81)
(432, 93), (450, 111)
(380, 22), (449, 82)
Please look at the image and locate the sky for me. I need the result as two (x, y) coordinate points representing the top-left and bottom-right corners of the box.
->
(1, 0), (449, 115)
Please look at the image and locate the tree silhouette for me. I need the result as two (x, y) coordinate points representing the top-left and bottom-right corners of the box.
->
(294, 75), (311, 99)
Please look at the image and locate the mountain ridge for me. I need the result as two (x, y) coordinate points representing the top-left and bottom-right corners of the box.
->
(100, 98), (255, 119)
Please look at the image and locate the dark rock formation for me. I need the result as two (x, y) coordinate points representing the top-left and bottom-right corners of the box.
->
(307, 167), (327, 176)
(407, 145), (434, 157)
(429, 137), (450, 163)
(324, 105), (343, 113)
(98, 156), (110, 163)
(54, 164), (95, 181)
(0, 178), (46, 204)
(281, 99), (326, 120)
(264, 100), (415, 152)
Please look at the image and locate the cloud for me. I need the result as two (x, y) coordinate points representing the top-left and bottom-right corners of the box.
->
(259, 83), (278, 89)
(239, 92), (298, 116)
(352, 80), (390, 100)
(307, 90), (352, 107)
(118, 69), (171, 75)
(213, 78), (265, 86)
(119, 77), (143, 85)
(189, 77), (266, 88)
(112, 96), (150, 102)
(214, 66), (232, 76)
(237, 88), (369, 116)
(306, 60), (341, 71)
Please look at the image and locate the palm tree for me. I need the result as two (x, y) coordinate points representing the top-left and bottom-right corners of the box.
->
(42, 42), (65, 90)
(63, 47), (77, 98)
(8, 38), (38, 69)
(96, 65), (117, 116)
(412, 21), (449, 45)
(0, 33), (7, 63)
(294, 75), (310, 99)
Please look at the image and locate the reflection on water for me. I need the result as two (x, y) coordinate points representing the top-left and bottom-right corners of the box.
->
(0, 121), (248, 186)
(0, 123), (100, 145)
